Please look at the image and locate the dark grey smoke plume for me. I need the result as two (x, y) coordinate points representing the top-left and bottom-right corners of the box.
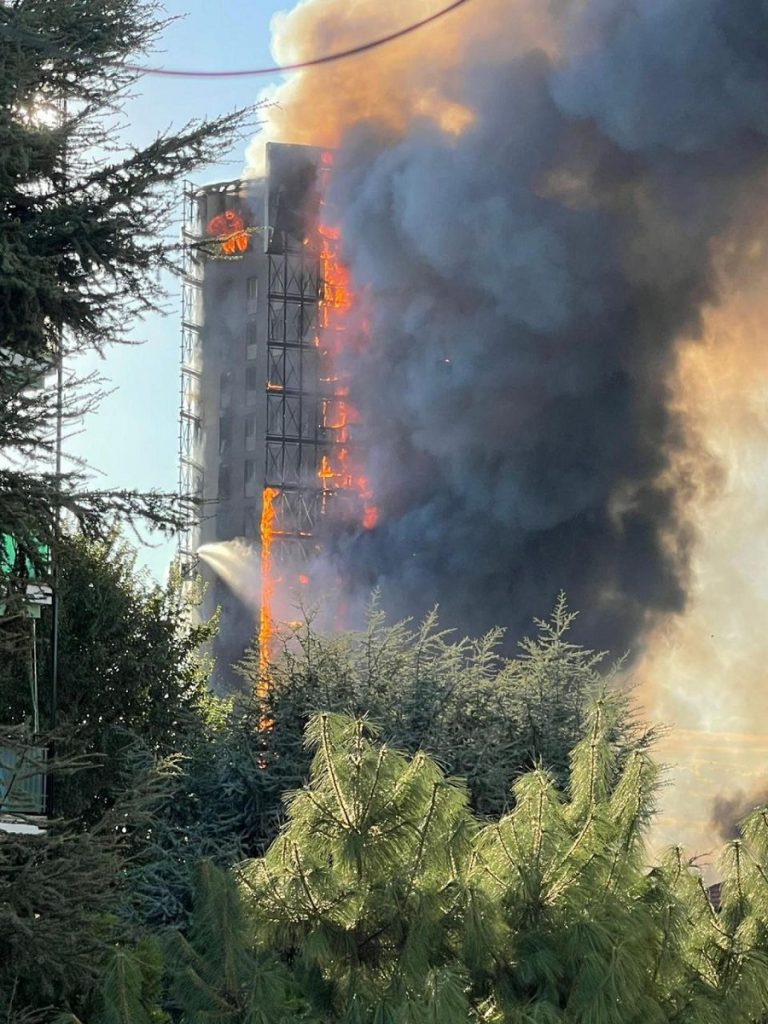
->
(712, 783), (768, 842)
(322, 0), (768, 652)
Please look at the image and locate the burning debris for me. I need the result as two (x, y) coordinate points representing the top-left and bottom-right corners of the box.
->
(257, 486), (279, 689)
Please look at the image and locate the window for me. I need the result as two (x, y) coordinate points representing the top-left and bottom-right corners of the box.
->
(246, 318), (258, 360)
(247, 276), (258, 314)
(244, 459), (258, 498)
(0, 745), (47, 814)
(243, 506), (259, 539)
(217, 465), (231, 501)
(246, 366), (258, 403)
(216, 506), (231, 537)
(220, 371), (232, 410)
(218, 416), (231, 457)
(244, 414), (258, 452)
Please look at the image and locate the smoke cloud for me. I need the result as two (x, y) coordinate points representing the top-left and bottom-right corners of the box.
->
(247, 0), (768, 849)
(246, 0), (768, 782)
(634, 251), (768, 858)
(712, 784), (768, 843)
(256, 0), (767, 653)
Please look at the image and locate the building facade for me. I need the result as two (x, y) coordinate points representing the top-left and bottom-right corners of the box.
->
(179, 143), (355, 689)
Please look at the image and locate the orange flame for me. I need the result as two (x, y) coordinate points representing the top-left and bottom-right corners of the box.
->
(362, 505), (379, 530)
(257, 151), (380, 677)
(318, 454), (335, 483)
(206, 209), (249, 255)
(258, 486), (279, 692)
(315, 160), (378, 533)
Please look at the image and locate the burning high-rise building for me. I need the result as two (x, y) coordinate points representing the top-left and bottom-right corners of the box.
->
(179, 143), (373, 689)
(178, 0), (768, 855)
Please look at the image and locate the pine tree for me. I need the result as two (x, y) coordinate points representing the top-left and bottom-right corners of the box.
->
(225, 707), (768, 1023)
(109, 600), (649, 936)
(54, 940), (169, 1024)
(237, 712), (475, 1022)
(164, 860), (305, 1024)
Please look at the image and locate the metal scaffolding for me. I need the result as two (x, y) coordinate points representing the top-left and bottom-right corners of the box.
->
(178, 181), (204, 573)
(178, 178), (251, 573)
(263, 152), (364, 580)
(178, 152), (360, 587)
(265, 225), (325, 571)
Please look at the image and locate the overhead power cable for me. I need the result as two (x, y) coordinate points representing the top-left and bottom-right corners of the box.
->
(0, 0), (471, 80)
(125, 0), (471, 78)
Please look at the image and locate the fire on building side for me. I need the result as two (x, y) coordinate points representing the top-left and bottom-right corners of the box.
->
(178, 143), (376, 691)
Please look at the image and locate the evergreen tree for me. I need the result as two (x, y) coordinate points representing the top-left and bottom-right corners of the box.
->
(54, 940), (168, 1024)
(223, 707), (768, 1023)
(0, 750), (177, 1021)
(123, 711), (268, 930)
(0, 0), (246, 353)
(102, 600), (649, 935)
(233, 598), (648, 846)
(0, 533), (215, 821)
(164, 860), (304, 1024)
(110, 601), (646, 935)
(0, 0), (248, 585)
(238, 713), (475, 1022)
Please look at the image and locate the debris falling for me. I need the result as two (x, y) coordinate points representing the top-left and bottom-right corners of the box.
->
(258, 485), (279, 690)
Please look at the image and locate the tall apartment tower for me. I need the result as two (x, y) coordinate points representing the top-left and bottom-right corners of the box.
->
(179, 143), (347, 689)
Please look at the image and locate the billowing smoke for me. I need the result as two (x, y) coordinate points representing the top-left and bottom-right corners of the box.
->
(248, 0), (768, 850)
(253, 0), (768, 652)
(712, 783), (768, 842)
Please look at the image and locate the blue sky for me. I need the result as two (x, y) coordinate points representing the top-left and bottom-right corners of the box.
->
(69, 0), (289, 579)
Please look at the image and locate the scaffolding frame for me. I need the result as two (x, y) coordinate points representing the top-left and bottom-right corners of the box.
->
(264, 152), (364, 578)
(265, 226), (326, 569)
(178, 181), (204, 572)
(178, 179), (250, 573)
(178, 159), (359, 585)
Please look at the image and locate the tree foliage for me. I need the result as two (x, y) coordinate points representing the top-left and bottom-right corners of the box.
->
(0, 0), (246, 359)
(55, 940), (169, 1024)
(0, 0), (250, 579)
(123, 711), (265, 930)
(118, 599), (644, 933)
(164, 860), (302, 1024)
(8, 628), (768, 1022)
(64, 704), (763, 1022)
(0, 533), (214, 819)
(222, 707), (768, 1023)
(0, 534), (216, 1016)
(0, 749), (177, 1022)
(235, 597), (648, 832)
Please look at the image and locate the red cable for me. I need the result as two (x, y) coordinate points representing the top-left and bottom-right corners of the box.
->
(121, 0), (471, 78)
